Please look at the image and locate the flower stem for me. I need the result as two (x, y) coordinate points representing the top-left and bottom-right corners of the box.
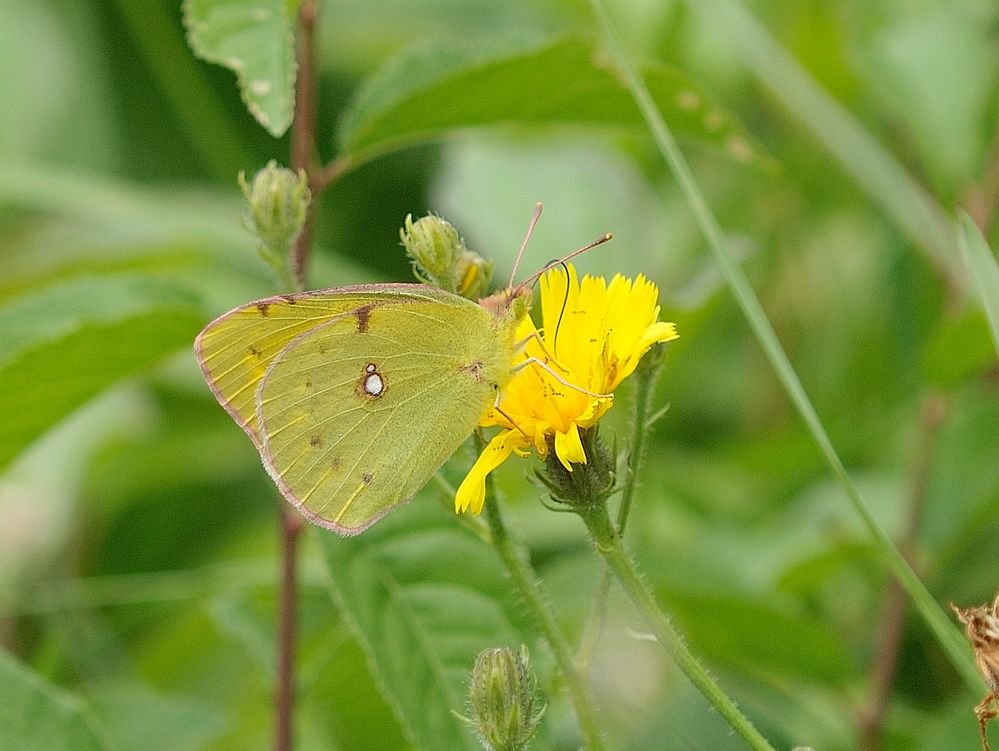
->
(483, 490), (605, 751)
(578, 350), (662, 667)
(616, 349), (662, 533)
(576, 503), (775, 751)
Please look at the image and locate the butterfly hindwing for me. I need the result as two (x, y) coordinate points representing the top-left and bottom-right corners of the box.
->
(253, 291), (509, 534)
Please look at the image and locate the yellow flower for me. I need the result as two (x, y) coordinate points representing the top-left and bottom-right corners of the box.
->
(455, 264), (678, 514)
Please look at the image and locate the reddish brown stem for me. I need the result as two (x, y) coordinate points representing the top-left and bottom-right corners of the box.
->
(276, 505), (303, 751)
(858, 392), (947, 750)
(310, 155), (350, 194)
(275, 3), (321, 751)
(290, 0), (319, 290)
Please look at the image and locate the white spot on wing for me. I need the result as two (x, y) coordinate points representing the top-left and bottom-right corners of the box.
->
(364, 372), (384, 396)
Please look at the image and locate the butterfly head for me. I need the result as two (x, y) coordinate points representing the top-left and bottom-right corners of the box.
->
(479, 283), (533, 328)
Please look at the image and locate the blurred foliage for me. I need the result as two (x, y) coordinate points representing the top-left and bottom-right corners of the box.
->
(1, 0), (998, 749)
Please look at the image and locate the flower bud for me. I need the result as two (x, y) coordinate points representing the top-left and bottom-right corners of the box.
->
(239, 160), (311, 270)
(455, 251), (495, 300)
(401, 213), (493, 297)
(458, 645), (544, 751)
(537, 427), (616, 510)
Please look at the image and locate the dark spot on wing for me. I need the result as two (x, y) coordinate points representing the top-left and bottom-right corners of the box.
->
(362, 473), (373, 484)
(256, 302), (270, 317)
(249, 346), (261, 357)
(304, 380), (312, 388)
(309, 435), (322, 447)
(281, 294), (297, 304)
(330, 457), (342, 470)
(355, 305), (373, 333)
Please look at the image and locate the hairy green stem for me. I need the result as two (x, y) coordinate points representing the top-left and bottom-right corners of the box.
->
(616, 354), (661, 532)
(579, 351), (662, 667)
(483, 491), (605, 751)
(590, 0), (980, 690)
(577, 503), (775, 751)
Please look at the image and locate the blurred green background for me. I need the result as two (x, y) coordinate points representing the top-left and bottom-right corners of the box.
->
(2, 0), (998, 749)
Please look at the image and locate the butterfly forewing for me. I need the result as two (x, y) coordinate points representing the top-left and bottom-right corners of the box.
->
(254, 291), (512, 534)
(195, 292), (388, 447)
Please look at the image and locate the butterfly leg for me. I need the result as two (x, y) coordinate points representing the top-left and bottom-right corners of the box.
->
(514, 330), (570, 374)
(490, 386), (531, 440)
(975, 692), (997, 751)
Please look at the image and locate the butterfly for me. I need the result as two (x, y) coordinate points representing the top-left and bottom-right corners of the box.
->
(194, 207), (609, 535)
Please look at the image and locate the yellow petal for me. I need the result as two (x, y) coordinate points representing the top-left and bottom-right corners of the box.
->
(609, 321), (679, 391)
(455, 431), (523, 515)
(638, 321), (679, 351)
(554, 422), (586, 470)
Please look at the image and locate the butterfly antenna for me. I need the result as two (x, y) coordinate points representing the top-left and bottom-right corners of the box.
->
(551, 260), (570, 357)
(509, 202), (544, 288)
(523, 232), (614, 288)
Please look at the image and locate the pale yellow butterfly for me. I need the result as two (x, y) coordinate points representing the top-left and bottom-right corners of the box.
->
(194, 206), (609, 534)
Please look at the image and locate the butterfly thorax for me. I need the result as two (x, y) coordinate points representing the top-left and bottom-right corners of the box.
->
(476, 285), (532, 392)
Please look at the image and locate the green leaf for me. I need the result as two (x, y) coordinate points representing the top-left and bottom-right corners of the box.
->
(0, 274), (204, 469)
(320, 498), (533, 751)
(958, 211), (999, 358)
(182, 0), (296, 138)
(0, 648), (108, 751)
(340, 35), (771, 170)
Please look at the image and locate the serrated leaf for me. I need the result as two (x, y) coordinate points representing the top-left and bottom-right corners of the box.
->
(958, 211), (999, 358)
(0, 274), (203, 469)
(182, 0), (296, 137)
(321, 500), (533, 751)
(0, 648), (108, 751)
